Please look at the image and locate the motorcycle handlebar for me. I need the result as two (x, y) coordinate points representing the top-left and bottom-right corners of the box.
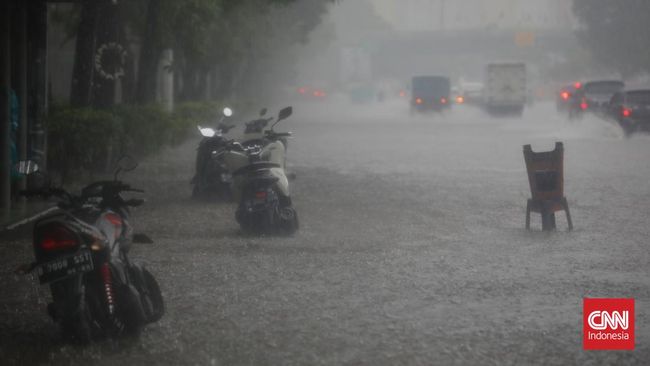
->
(266, 131), (292, 137)
(19, 188), (67, 198)
(124, 198), (145, 207)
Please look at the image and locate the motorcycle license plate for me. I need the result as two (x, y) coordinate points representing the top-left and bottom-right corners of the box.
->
(36, 249), (94, 284)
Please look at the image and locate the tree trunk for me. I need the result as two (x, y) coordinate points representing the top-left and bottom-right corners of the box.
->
(70, 0), (99, 107)
(92, 0), (121, 108)
(136, 0), (161, 104)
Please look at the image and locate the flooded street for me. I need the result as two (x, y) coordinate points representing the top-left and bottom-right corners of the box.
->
(1, 100), (649, 365)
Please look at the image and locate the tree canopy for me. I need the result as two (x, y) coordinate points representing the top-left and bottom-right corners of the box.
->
(573, 0), (650, 77)
(63, 0), (335, 107)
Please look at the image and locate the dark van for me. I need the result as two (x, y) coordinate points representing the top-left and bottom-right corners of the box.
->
(410, 76), (451, 113)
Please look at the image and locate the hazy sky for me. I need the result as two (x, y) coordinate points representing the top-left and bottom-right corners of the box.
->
(338, 0), (576, 32)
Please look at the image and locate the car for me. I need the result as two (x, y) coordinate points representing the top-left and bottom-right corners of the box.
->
(297, 85), (328, 100)
(569, 80), (624, 118)
(556, 82), (581, 113)
(457, 81), (484, 105)
(608, 89), (650, 135)
(410, 76), (451, 113)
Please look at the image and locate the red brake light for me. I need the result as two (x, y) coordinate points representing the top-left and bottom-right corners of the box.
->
(40, 225), (78, 251)
(456, 96), (464, 104)
(622, 107), (632, 117)
(560, 91), (570, 100)
(255, 191), (267, 200)
(298, 87), (306, 94)
(440, 97), (448, 104)
(580, 98), (588, 110)
(399, 90), (406, 97)
(574, 82), (582, 89)
(415, 97), (423, 105)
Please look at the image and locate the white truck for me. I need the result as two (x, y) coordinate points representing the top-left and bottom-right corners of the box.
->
(483, 62), (527, 116)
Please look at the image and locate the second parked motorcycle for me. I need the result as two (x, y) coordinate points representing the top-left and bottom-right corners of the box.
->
(219, 106), (299, 235)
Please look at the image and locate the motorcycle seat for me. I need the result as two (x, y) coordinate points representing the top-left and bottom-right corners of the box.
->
(233, 162), (282, 176)
(248, 172), (279, 184)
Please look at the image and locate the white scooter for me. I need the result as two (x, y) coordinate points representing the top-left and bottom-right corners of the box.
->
(219, 106), (298, 235)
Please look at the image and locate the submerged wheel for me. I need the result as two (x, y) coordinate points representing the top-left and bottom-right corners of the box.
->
(278, 206), (299, 235)
(142, 268), (165, 323)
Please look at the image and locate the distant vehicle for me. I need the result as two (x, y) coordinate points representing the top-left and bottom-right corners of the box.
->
(297, 86), (327, 100)
(569, 80), (624, 119)
(483, 62), (527, 116)
(410, 76), (451, 113)
(347, 83), (376, 104)
(556, 82), (581, 113)
(457, 81), (484, 105)
(608, 89), (650, 136)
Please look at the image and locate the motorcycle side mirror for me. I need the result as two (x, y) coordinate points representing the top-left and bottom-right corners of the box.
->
(277, 106), (293, 122)
(117, 155), (138, 172)
(259, 108), (267, 116)
(15, 160), (39, 175)
(223, 107), (233, 117)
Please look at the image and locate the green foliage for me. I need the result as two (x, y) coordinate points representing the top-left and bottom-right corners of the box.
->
(56, 0), (336, 105)
(46, 102), (223, 178)
(47, 106), (122, 177)
(573, 0), (650, 76)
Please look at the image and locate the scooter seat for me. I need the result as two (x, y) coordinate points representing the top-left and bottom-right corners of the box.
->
(249, 172), (279, 184)
(233, 162), (282, 176)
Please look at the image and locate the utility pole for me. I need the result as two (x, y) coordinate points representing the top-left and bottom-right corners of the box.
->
(17, 2), (28, 192)
(0, 0), (11, 211)
(440, 0), (446, 31)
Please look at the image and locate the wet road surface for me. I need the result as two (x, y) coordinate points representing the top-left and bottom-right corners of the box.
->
(1, 99), (649, 365)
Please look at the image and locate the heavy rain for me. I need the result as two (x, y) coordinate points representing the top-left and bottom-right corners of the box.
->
(0, 0), (649, 365)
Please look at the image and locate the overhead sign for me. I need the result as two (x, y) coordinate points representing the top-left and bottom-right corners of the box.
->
(515, 31), (535, 47)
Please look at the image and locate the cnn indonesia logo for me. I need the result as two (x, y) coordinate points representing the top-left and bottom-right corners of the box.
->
(583, 298), (634, 350)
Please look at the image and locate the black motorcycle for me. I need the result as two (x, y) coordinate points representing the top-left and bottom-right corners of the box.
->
(192, 122), (237, 200)
(16, 158), (164, 343)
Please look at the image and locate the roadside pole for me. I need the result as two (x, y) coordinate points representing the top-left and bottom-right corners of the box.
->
(17, 3), (28, 191)
(0, 0), (11, 211)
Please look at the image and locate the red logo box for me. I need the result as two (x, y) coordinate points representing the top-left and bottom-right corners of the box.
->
(583, 298), (634, 350)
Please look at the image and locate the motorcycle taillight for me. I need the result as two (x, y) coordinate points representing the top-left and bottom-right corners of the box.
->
(39, 224), (78, 251)
(255, 191), (267, 200)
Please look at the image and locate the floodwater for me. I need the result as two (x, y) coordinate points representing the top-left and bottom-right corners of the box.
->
(1, 97), (648, 365)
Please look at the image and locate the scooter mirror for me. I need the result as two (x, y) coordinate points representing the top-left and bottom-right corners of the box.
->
(223, 107), (233, 117)
(277, 106), (293, 122)
(15, 160), (39, 175)
(116, 155), (138, 172)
